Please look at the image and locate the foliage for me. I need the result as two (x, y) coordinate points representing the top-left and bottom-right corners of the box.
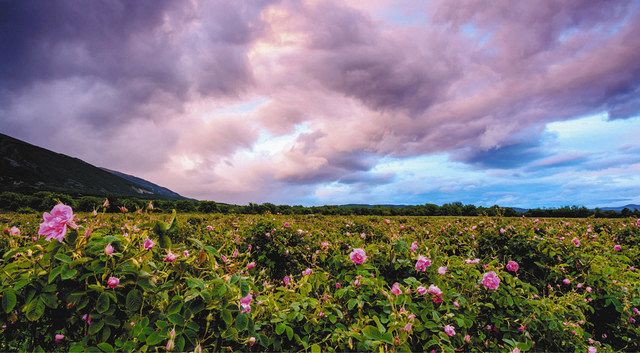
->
(0, 212), (639, 352)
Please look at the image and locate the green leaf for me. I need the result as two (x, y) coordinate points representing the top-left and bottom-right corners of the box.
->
(48, 265), (65, 283)
(25, 298), (45, 321)
(61, 267), (78, 280)
(89, 320), (104, 335)
(97, 343), (114, 353)
(125, 289), (142, 313)
(40, 293), (57, 309)
(2, 289), (17, 313)
(276, 323), (286, 335)
(96, 292), (110, 313)
(310, 344), (321, 353)
(146, 332), (163, 346)
(55, 253), (73, 263)
(236, 313), (248, 331)
(285, 325), (294, 340)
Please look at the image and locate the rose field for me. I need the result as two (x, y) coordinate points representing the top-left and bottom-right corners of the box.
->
(1, 206), (639, 352)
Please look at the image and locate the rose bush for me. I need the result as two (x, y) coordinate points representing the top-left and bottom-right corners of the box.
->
(0, 208), (638, 352)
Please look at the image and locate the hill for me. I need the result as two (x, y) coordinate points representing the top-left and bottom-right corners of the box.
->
(0, 133), (185, 199)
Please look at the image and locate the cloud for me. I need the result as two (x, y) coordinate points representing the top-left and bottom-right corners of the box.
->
(1, 0), (639, 205)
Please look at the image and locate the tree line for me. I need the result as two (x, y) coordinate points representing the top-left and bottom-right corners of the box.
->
(0, 191), (637, 218)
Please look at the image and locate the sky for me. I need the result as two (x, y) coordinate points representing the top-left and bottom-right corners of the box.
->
(1, 0), (640, 208)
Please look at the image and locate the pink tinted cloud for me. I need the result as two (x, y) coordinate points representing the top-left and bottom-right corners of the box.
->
(1, 0), (639, 202)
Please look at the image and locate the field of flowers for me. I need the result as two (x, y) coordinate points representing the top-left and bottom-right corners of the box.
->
(0, 205), (639, 352)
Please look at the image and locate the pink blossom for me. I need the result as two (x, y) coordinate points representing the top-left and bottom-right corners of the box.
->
(636, 218), (640, 227)
(444, 324), (456, 336)
(84, 228), (92, 238)
(335, 282), (341, 289)
(318, 311), (325, 318)
(518, 325), (526, 333)
(54, 333), (64, 343)
(391, 282), (402, 296)
(183, 250), (189, 257)
(506, 261), (519, 272)
(410, 241), (418, 252)
(38, 203), (76, 242)
(512, 348), (521, 353)
(482, 271), (501, 290)
(613, 244), (622, 251)
(9, 226), (20, 236)
(586, 286), (593, 293)
(321, 241), (330, 250)
(500, 228), (506, 234)
(247, 262), (256, 270)
(302, 268), (312, 276)
(82, 314), (92, 325)
(438, 266), (447, 275)
(572, 237), (581, 247)
(206, 225), (214, 231)
(562, 278), (571, 285)
(633, 307), (639, 315)
(416, 286), (427, 295)
(464, 334), (471, 343)
(427, 284), (442, 296)
(453, 301), (460, 308)
(588, 347), (597, 353)
(107, 276), (120, 289)
(164, 251), (177, 263)
(466, 258), (480, 264)
(143, 238), (154, 250)
(415, 255), (431, 272)
(240, 293), (252, 313)
(349, 248), (368, 265)
(283, 222), (291, 228)
(403, 323), (413, 332)
(104, 243), (114, 256)
(384, 219), (391, 224)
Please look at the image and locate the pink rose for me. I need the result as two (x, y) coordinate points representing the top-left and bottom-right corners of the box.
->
(302, 268), (312, 276)
(444, 324), (456, 336)
(410, 241), (418, 252)
(588, 346), (597, 353)
(183, 250), (189, 257)
(562, 278), (571, 285)
(438, 266), (447, 275)
(466, 258), (480, 265)
(416, 286), (427, 295)
(415, 255), (431, 272)
(482, 271), (500, 290)
(613, 244), (622, 251)
(240, 293), (252, 313)
(349, 248), (367, 265)
(283, 222), (291, 228)
(427, 284), (442, 296)
(403, 323), (412, 332)
(283, 276), (291, 287)
(636, 218), (640, 227)
(506, 260), (519, 273)
(9, 226), (20, 236)
(464, 334), (471, 343)
(335, 282), (341, 289)
(54, 333), (64, 343)
(107, 276), (120, 289)
(247, 262), (256, 270)
(164, 251), (177, 263)
(38, 203), (76, 242)
(572, 237), (581, 247)
(391, 282), (402, 296)
(143, 238), (155, 250)
(104, 243), (114, 256)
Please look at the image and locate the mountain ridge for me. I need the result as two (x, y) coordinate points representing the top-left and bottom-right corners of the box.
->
(0, 133), (185, 199)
